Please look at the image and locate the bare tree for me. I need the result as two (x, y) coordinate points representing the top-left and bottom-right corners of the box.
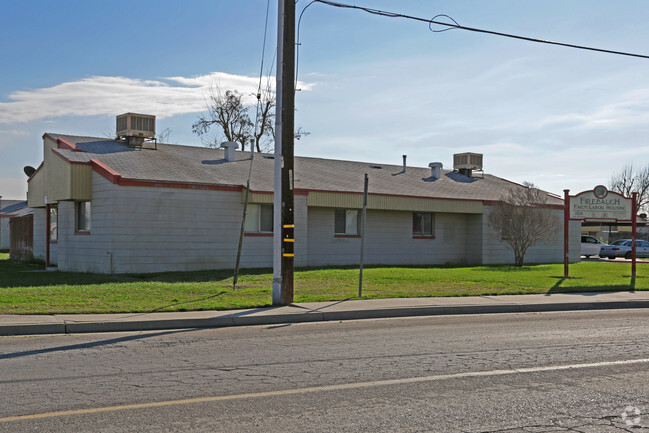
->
(610, 164), (649, 214)
(487, 182), (561, 267)
(192, 81), (307, 153)
(192, 87), (256, 151)
(252, 78), (276, 152)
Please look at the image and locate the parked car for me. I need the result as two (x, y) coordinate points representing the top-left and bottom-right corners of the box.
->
(580, 236), (604, 258)
(599, 239), (649, 259)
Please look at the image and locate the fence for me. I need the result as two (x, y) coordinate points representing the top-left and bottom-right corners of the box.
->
(10, 214), (33, 260)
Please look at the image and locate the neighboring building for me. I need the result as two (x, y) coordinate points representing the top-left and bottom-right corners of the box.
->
(582, 215), (649, 243)
(0, 200), (31, 250)
(26, 129), (580, 273)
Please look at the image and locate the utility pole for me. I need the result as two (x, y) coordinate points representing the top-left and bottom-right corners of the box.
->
(273, 0), (295, 305)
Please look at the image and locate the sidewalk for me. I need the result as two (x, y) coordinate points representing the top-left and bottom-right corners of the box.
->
(2, 291), (649, 336)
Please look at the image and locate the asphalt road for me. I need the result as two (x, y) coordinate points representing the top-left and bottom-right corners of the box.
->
(2, 310), (649, 432)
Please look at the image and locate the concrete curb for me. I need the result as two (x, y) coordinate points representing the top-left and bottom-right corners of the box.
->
(0, 323), (67, 336)
(3, 295), (649, 336)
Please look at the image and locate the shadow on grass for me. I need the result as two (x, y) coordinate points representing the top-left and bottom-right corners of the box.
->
(0, 328), (200, 360)
(547, 275), (635, 294)
(146, 290), (229, 313)
(0, 259), (273, 289)
(474, 264), (552, 272)
(290, 298), (355, 311)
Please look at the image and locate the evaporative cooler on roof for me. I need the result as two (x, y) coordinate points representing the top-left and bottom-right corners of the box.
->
(116, 113), (156, 147)
(453, 152), (483, 177)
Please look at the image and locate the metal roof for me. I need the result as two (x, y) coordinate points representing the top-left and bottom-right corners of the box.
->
(0, 200), (28, 214)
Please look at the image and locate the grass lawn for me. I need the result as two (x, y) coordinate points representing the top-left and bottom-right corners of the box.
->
(0, 252), (647, 314)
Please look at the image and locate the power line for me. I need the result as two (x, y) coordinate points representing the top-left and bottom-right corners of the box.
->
(307, 0), (649, 60)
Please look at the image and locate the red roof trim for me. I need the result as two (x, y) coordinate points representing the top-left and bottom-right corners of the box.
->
(90, 159), (122, 183)
(57, 137), (84, 152)
(117, 178), (242, 191)
(246, 189), (307, 196)
(87, 159), (242, 191)
(291, 187), (491, 204)
(251, 187), (565, 205)
(483, 199), (564, 210)
(42, 134), (83, 152)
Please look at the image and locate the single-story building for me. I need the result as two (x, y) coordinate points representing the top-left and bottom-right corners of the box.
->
(0, 200), (31, 250)
(26, 121), (580, 273)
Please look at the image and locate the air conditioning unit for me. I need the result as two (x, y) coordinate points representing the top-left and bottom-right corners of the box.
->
(116, 113), (156, 140)
(453, 152), (483, 171)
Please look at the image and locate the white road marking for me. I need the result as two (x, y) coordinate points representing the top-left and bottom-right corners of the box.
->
(2, 357), (648, 423)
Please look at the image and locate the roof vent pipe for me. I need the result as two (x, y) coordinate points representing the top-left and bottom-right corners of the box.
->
(429, 162), (443, 179)
(220, 141), (238, 162)
(402, 155), (407, 173)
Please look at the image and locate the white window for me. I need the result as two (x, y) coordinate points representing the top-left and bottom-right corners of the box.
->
(413, 212), (434, 236)
(76, 201), (91, 232)
(244, 204), (273, 233)
(335, 209), (360, 235)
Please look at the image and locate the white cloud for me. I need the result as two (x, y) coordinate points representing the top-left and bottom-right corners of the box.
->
(0, 129), (30, 136)
(534, 88), (649, 131)
(0, 72), (313, 124)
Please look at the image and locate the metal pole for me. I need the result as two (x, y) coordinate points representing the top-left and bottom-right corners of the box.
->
(563, 189), (570, 279)
(632, 192), (637, 279)
(359, 174), (369, 297)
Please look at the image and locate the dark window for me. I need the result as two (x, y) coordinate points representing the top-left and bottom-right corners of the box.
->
(413, 212), (434, 236)
(259, 205), (273, 232)
(76, 201), (91, 232)
(245, 204), (273, 233)
(335, 209), (361, 235)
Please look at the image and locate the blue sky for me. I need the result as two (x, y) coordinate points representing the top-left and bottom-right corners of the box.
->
(2, 0), (649, 200)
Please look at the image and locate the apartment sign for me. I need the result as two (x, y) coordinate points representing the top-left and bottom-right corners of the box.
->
(569, 186), (632, 222)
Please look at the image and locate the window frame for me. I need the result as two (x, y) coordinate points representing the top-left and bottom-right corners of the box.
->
(412, 212), (435, 238)
(49, 204), (58, 242)
(244, 204), (274, 235)
(75, 201), (91, 234)
(334, 209), (361, 237)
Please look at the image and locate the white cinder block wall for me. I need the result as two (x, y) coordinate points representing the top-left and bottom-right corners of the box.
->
(49, 175), (582, 273)
(58, 173), (286, 273)
(464, 214), (483, 264)
(480, 206), (581, 265)
(57, 200), (106, 273)
(106, 177), (243, 273)
(294, 195), (308, 268)
(306, 208), (474, 266)
(0, 218), (10, 249)
(32, 208), (46, 262)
